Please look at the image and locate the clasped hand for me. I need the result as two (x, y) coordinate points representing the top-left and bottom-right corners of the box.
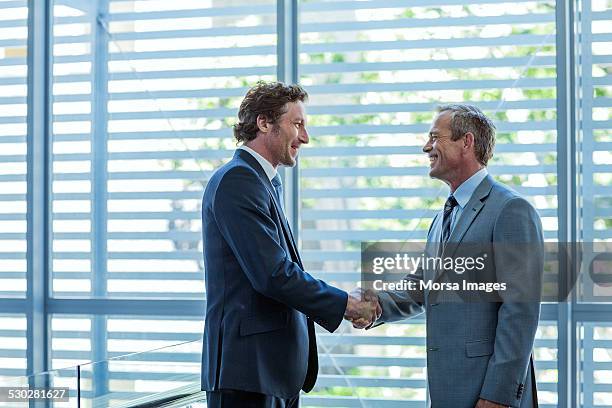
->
(343, 288), (381, 329)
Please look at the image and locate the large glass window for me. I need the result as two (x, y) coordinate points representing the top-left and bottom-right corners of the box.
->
(578, 1), (612, 406)
(0, 314), (27, 382)
(0, 0), (610, 406)
(50, 0), (277, 299)
(0, 0), (28, 299)
(0, 0), (28, 386)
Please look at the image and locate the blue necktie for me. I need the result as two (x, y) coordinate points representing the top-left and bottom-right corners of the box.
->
(441, 195), (458, 243)
(271, 174), (284, 211)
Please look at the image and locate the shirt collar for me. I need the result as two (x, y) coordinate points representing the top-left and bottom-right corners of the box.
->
(239, 145), (277, 182)
(452, 167), (488, 209)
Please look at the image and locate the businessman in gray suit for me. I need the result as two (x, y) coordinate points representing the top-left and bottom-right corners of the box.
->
(349, 104), (543, 408)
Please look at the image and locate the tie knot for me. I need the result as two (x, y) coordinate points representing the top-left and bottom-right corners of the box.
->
(444, 195), (458, 211)
(271, 174), (282, 187)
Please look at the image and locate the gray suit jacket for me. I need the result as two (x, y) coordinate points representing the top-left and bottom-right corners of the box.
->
(377, 175), (543, 408)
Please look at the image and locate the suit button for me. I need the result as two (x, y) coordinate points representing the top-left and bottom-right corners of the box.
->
(427, 347), (439, 351)
(516, 384), (524, 398)
(430, 303), (439, 307)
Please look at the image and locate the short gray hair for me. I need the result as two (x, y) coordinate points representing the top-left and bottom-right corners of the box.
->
(437, 104), (496, 165)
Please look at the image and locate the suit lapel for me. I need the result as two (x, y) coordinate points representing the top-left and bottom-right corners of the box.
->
(269, 191), (303, 267)
(424, 213), (442, 299)
(448, 175), (494, 246)
(434, 175), (494, 281)
(235, 150), (302, 267)
(282, 214), (303, 266)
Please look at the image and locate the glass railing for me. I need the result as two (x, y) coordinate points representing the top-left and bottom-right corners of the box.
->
(5, 339), (205, 407)
(0, 366), (78, 407)
(76, 339), (203, 408)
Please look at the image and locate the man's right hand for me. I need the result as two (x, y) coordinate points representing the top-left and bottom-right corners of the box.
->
(344, 288), (382, 329)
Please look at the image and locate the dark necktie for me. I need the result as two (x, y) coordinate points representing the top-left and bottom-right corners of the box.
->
(441, 195), (458, 243)
(271, 174), (284, 211)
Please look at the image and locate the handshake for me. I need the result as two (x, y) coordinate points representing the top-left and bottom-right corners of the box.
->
(343, 288), (381, 329)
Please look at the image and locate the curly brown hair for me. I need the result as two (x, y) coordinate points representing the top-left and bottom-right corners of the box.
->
(233, 81), (308, 143)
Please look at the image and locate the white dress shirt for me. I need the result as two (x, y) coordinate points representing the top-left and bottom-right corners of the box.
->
(239, 145), (277, 182)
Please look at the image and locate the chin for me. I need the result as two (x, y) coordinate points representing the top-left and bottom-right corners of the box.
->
(282, 157), (296, 167)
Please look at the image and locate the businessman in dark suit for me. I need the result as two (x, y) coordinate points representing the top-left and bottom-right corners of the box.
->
(201, 81), (379, 407)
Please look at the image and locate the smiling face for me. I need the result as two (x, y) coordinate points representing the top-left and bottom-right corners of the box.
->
(264, 100), (309, 167)
(423, 111), (467, 185)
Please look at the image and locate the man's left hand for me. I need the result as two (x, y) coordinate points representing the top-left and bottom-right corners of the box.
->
(475, 398), (508, 408)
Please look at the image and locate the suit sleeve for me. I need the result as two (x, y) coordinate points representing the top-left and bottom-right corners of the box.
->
(212, 166), (348, 333)
(479, 197), (543, 407)
(373, 215), (439, 326)
(374, 267), (425, 325)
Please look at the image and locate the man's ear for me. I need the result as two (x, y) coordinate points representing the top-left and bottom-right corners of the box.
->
(463, 132), (475, 150)
(256, 114), (272, 134)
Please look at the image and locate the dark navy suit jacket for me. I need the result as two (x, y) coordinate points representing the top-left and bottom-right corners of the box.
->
(201, 149), (348, 398)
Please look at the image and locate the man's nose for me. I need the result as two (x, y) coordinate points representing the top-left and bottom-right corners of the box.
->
(300, 127), (309, 144)
(423, 140), (432, 153)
